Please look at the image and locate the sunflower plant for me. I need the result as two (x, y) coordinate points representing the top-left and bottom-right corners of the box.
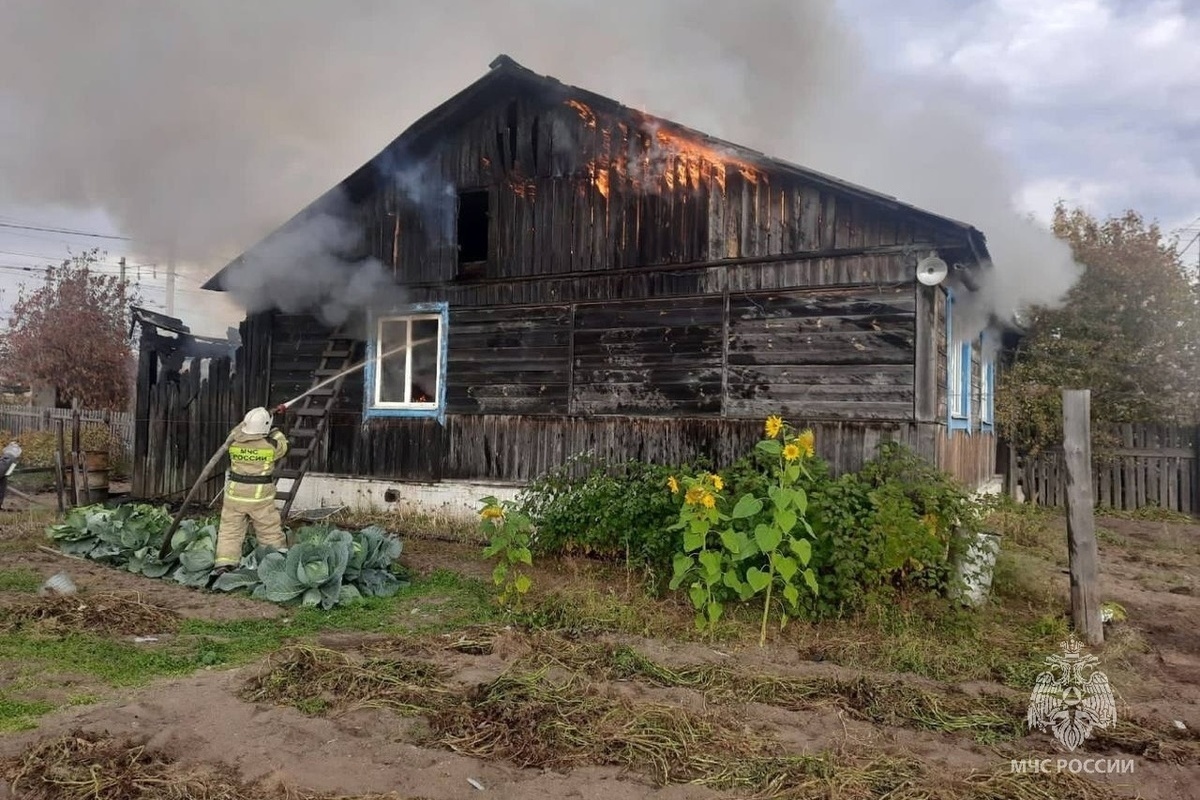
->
(666, 472), (734, 633)
(744, 416), (820, 646)
(666, 415), (820, 645)
(479, 496), (534, 609)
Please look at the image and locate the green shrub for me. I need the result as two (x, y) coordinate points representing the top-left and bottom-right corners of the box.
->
(522, 430), (986, 622)
(517, 455), (704, 586)
(799, 442), (982, 618)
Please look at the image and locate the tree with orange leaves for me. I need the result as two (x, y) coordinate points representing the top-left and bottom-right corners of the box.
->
(0, 248), (137, 410)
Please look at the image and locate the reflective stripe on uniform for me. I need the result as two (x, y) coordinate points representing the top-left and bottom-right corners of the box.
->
(224, 428), (288, 502)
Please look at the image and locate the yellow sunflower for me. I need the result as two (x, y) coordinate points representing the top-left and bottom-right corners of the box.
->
(764, 415), (784, 439)
(711, 474), (724, 491)
(783, 443), (801, 461)
(795, 429), (815, 459)
(701, 493), (716, 509)
(481, 506), (504, 520)
(667, 475), (680, 494)
(685, 485), (706, 506)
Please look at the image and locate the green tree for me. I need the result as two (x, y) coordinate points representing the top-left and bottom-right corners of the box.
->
(0, 249), (137, 410)
(998, 204), (1200, 453)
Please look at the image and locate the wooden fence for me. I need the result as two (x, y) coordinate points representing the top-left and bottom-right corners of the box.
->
(1013, 423), (1199, 515)
(0, 405), (134, 461)
(132, 355), (248, 503)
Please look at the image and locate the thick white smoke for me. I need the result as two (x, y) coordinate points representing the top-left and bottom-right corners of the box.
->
(0, 0), (1081, 335)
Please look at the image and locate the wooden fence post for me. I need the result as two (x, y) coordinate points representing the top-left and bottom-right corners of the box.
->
(1062, 389), (1103, 645)
(54, 419), (66, 514)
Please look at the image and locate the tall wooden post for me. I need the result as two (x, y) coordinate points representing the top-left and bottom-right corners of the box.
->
(54, 419), (66, 514)
(1062, 389), (1103, 645)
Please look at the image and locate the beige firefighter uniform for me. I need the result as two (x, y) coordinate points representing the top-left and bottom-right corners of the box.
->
(214, 425), (290, 567)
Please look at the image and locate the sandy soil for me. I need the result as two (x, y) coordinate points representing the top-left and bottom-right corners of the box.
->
(0, 515), (1197, 799)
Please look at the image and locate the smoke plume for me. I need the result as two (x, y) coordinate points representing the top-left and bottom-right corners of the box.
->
(0, 0), (1080, 335)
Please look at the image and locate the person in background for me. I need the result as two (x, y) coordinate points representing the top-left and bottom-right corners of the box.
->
(0, 442), (21, 511)
(210, 406), (289, 578)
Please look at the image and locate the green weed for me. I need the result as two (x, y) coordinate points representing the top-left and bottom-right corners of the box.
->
(0, 696), (53, 732)
(0, 567), (43, 593)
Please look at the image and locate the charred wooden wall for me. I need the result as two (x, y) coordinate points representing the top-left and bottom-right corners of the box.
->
(321, 416), (925, 483)
(358, 89), (973, 285)
(248, 84), (989, 486)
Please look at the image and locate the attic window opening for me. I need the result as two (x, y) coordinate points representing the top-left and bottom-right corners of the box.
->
(457, 189), (489, 266)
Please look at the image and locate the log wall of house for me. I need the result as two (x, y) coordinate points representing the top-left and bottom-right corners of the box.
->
(245, 85), (989, 486)
(358, 90), (973, 284)
(936, 431), (997, 490)
(322, 416), (925, 483)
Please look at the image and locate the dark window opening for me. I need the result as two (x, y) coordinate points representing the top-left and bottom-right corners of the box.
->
(505, 100), (519, 167)
(531, 116), (540, 172)
(457, 190), (489, 269)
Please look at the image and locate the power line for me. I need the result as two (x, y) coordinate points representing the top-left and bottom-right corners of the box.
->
(0, 220), (130, 241)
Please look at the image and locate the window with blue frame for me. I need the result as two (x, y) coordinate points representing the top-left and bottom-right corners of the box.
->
(946, 290), (971, 430)
(364, 303), (449, 420)
(980, 334), (995, 430)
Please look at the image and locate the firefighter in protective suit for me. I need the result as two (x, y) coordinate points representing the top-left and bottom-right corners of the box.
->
(211, 406), (290, 577)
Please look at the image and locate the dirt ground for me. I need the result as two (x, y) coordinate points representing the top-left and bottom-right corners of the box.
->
(0, 509), (1197, 800)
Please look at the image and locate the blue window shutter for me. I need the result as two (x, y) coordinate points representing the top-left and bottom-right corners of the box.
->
(946, 289), (969, 431)
(980, 331), (995, 432)
(961, 340), (972, 434)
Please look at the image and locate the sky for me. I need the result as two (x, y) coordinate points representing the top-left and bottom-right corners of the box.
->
(0, 0), (1196, 337)
(840, 0), (1200, 236)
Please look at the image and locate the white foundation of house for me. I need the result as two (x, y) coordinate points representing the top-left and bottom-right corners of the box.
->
(286, 473), (522, 522)
(976, 474), (1004, 497)
(284, 471), (1006, 522)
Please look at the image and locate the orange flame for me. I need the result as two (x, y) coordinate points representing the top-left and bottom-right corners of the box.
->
(566, 99), (596, 128)
(564, 99), (761, 198)
(591, 163), (609, 199)
(510, 180), (536, 199)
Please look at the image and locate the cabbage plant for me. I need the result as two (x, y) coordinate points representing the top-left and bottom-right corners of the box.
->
(253, 530), (354, 609)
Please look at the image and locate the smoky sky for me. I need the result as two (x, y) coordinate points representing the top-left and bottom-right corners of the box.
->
(0, 0), (1080, 335)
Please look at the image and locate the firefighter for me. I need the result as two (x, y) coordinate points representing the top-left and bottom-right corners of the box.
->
(211, 405), (290, 577)
(0, 442), (21, 511)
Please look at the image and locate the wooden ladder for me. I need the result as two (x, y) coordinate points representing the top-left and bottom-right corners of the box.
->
(275, 329), (359, 519)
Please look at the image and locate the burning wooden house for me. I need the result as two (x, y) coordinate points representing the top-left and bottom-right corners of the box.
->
(141, 55), (1002, 512)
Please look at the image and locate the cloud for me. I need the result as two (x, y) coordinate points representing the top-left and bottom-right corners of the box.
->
(840, 0), (1200, 231)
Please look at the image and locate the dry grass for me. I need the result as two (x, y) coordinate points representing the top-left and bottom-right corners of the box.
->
(0, 591), (180, 636)
(329, 506), (483, 545)
(1092, 717), (1200, 765)
(249, 628), (1199, 769)
(4, 727), (1123, 800)
(425, 669), (1125, 800)
(519, 635), (1025, 743)
(537, 634), (1200, 762)
(241, 644), (454, 716)
(240, 634), (1154, 798)
(2, 730), (424, 800)
(0, 511), (58, 554)
(428, 667), (757, 781)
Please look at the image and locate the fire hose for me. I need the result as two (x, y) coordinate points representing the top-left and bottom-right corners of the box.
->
(155, 339), (426, 558)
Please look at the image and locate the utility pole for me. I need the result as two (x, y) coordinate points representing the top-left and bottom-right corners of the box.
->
(118, 256), (126, 285)
(166, 254), (176, 316)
